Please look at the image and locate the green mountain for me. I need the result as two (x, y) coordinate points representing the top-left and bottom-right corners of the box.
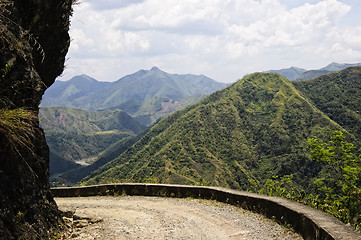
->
(81, 72), (350, 190)
(39, 107), (147, 178)
(41, 68), (227, 125)
(294, 66), (361, 140)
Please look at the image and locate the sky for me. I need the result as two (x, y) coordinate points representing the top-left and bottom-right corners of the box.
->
(59, 0), (361, 83)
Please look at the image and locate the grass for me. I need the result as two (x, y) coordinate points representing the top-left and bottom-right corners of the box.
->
(0, 107), (38, 156)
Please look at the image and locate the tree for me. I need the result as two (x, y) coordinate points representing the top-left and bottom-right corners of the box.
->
(308, 131), (361, 228)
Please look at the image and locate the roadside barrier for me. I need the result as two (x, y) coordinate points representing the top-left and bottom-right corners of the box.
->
(51, 183), (361, 240)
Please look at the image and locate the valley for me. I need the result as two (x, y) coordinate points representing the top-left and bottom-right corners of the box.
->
(43, 65), (361, 189)
(2, 0), (359, 237)
(42, 65), (361, 231)
(41, 68), (227, 185)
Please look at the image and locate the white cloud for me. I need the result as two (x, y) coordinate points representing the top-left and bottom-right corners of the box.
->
(85, 0), (145, 10)
(61, 0), (361, 83)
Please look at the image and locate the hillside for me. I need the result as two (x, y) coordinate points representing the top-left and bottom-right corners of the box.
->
(129, 95), (207, 126)
(81, 72), (348, 190)
(39, 107), (147, 177)
(295, 70), (333, 81)
(293, 66), (361, 140)
(52, 130), (147, 185)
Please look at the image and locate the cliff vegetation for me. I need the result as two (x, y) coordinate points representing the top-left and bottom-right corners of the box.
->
(0, 0), (73, 238)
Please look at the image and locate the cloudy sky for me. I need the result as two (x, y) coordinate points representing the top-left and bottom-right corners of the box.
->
(59, 0), (361, 83)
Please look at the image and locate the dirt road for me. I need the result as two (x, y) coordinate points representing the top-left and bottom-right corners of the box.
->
(55, 196), (303, 240)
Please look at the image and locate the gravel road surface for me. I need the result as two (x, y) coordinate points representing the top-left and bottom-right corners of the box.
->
(55, 196), (303, 240)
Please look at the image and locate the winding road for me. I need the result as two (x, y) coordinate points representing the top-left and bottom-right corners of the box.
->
(55, 196), (303, 239)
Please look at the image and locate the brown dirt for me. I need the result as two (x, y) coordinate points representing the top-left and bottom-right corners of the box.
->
(55, 196), (303, 240)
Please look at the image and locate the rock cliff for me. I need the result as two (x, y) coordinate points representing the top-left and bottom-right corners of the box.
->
(0, 0), (72, 239)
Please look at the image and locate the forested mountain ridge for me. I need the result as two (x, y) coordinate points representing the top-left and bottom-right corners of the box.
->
(293, 66), (361, 140)
(81, 72), (349, 190)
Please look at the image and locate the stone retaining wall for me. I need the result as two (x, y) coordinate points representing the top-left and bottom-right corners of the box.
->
(51, 183), (361, 240)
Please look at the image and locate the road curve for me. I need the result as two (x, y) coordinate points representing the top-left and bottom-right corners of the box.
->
(55, 196), (302, 240)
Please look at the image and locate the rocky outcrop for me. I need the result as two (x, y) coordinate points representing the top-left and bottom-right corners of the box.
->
(0, 0), (72, 239)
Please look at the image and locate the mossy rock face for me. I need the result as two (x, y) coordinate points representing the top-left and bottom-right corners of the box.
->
(0, 0), (73, 239)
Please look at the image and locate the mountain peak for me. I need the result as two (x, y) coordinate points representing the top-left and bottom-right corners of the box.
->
(150, 66), (161, 72)
(70, 74), (98, 83)
(320, 62), (361, 72)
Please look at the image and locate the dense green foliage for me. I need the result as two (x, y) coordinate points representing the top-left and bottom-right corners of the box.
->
(81, 72), (347, 190)
(308, 131), (361, 229)
(259, 131), (361, 230)
(294, 66), (361, 140)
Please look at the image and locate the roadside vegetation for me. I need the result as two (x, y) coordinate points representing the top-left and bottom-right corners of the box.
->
(259, 131), (361, 231)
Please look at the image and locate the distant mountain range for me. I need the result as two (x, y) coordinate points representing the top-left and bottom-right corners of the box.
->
(42, 64), (361, 189)
(41, 67), (228, 126)
(81, 67), (361, 190)
(267, 62), (361, 81)
(40, 68), (227, 184)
